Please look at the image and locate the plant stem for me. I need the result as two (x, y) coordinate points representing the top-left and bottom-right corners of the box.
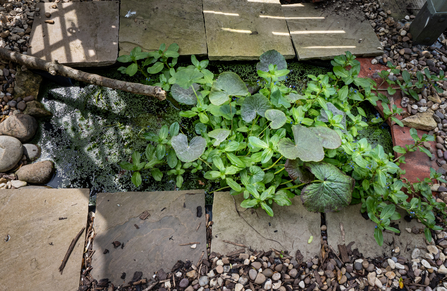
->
(199, 158), (212, 169)
(274, 167), (285, 175)
(258, 126), (269, 137)
(279, 180), (321, 191)
(191, 85), (202, 107)
(279, 179), (294, 186)
(248, 116), (259, 137)
(214, 185), (230, 192)
(264, 156), (283, 171)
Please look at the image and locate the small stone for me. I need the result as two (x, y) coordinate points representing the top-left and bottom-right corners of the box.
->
(395, 263), (405, 270)
(264, 279), (272, 290)
(362, 261), (369, 269)
(272, 281), (281, 289)
(179, 278), (189, 288)
(321, 225), (327, 231)
(186, 270), (197, 279)
(339, 275), (347, 284)
(263, 268), (273, 277)
(388, 259), (396, 269)
(354, 262), (363, 270)
(427, 245), (439, 255)
(438, 264), (447, 274)
(249, 269), (257, 281)
(216, 265), (223, 274)
(385, 271), (396, 279)
(421, 259), (431, 268)
(45, 12), (51, 18)
(0, 136), (23, 172)
(289, 269), (297, 278)
(367, 272), (376, 286)
(235, 283), (243, 291)
(412, 248), (421, 259)
(272, 273), (281, 281)
(299, 281), (305, 288)
(254, 273), (266, 284)
(190, 244), (197, 249)
(222, 257), (230, 265)
(10, 180), (26, 188)
(251, 262), (262, 269)
(375, 278), (383, 288)
(199, 276), (208, 286)
(16, 160), (54, 184)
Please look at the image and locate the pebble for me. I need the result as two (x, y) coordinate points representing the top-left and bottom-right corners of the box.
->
(199, 276), (208, 287)
(367, 272), (376, 286)
(427, 245), (439, 255)
(272, 273), (281, 281)
(263, 268), (273, 277)
(254, 273), (266, 284)
(299, 281), (305, 288)
(216, 265), (223, 274)
(16, 160), (54, 184)
(354, 262), (363, 270)
(387, 259), (396, 269)
(264, 279), (272, 290)
(422, 259), (432, 268)
(412, 248), (421, 259)
(252, 262), (262, 269)
(0, 135), (22, 172)
(179, 278), (189, 288)
(289, 269), (297, 278)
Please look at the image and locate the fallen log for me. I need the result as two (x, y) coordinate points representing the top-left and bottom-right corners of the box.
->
(0, 48), (166, 100)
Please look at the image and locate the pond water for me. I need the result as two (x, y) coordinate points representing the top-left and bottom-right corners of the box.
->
(31, 60), (392, 205)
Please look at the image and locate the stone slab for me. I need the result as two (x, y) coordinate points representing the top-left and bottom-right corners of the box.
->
(0, 189), (89, 291)
(327, 204), (427, 259)
(119, 0), (207, 57)
(211, 192), (321, 259)
(29, 2), (119, 67)
(282, 3), (383, 60)
(203, 0), (295, 60)
(91, 190), (206, 284)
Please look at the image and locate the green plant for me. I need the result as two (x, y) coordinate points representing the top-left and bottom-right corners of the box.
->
(118, 48), (446, 246)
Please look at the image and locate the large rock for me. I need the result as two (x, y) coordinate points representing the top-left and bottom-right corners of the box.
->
(16, 160), (54, 184)
(0, 135), (23, 172)
(23, 101), (52, 118)
(13, 67), (43, 99)
(0, 114), (38, 142)
(401, 111), (437, 131)
(23, 144), (41, 162)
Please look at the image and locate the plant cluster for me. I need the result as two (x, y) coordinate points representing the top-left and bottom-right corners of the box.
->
(117, 46), (446, 245)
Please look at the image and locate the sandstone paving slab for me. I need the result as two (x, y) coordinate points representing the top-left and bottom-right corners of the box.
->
(327, 204), (427, 260)
(29, 2), (119, 67)
(0, 188), (89, 291)
(119, 0), (207, 57)
(212, 192), (321, 259)
(91, 190), (206, 284)
(203, 0), (295, 60)
(282, 3), (382, 60)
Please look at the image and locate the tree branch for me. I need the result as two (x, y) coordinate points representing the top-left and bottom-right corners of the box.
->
(0, 48), (166, 101)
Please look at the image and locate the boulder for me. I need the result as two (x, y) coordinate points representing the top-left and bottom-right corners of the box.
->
(22, 144), (41, 161)
(23, 101), (52, 118)
(0, 114), (38, 142)
(401, 111), (437, 131)
(16, 160), (54, 184)
(0, 135), (23, 172)
(13, 66), (43, 99)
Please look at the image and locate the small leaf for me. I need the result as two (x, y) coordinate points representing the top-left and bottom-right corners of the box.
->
(131, 172), (142, 187)
(309, 127), (341, 149)
(171, 83), (200, 105)
(147, 62), (164, 74)
(241, 199), (259, 208)
(117, 55), (132, 63)
(169, 122), (180, 137)
(285, 159), (314, 183)
(374, 227), (383, 246)
(274, 190), (292, 206)
(208, 129), (231, 146)
(171, 134), (206, 162)
(301, 162), (355, 212)
(256, 50), (288, 81)
(167, 149), (178, 168)
(265, 109), (287, 129)
(261, 202), (274, 217)
(241, 93), (271, 122)
(278, 125), (324, 162)
(151, 168), (163, 181)
(226, 178), (242, 192)
(209, 72), (249, 105)
(126, 63), (138, 76)
(249, 136), (269, 149)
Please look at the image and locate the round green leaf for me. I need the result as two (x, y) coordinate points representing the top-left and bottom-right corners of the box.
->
(171, 83), (200, 105)
(171, 134), (206, 162)
(284, 159), (314, 183)
(131, 171), (142, 187)
(278, 125), (324, 162)
(256, 50), (287, 81)
(301, 162), (355, 213)
(126, 63), (138, 76)
(208, 129), (231, 146)
(209, 72), (249, 105)
(309, 127), (341, 149)
(241, 93), (271, 122)
(265, 109), (287, 129)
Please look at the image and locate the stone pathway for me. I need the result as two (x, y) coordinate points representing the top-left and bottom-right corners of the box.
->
(91, 190), (206, 284)
(29, 0), (382, 63)
(0, 188), (89, 291)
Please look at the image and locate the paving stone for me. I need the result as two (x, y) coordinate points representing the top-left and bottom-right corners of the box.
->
(119, 0), (207, 57)
(211, 192), (320, 259)
(282, 3), (382, 60)
(29, 2), (119, 67)
(203, 0), (295, 60)
(91, 190), (206, 284)
(0, 189), (89, 291)
(327, 204), (427, 259)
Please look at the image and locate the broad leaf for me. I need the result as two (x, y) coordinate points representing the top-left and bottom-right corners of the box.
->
(285, 159), (314, 183)
(256, 50), (287, 81)
(171, 134), (206, 162)
(278, 125), (324, 162)
(208, 129), (231, 146)
(301, 162), (355, 212)
(175, 67), (204, 89)
(171, 83), (200, 105)
(241, 93), (271, 122)
(265, 109), (287, 129)
(209, 72), (249, 105)
(309, 127), (341, 149)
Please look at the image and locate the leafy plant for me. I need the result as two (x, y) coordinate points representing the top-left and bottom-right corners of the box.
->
(118, 47), (447, 246)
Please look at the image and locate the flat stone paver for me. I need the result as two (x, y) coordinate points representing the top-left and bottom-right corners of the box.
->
(0, 189), (89, 291)
(327, 204), (427, 259)
(91, 190), (206, 284)
(212, 192), (321, 259)
(282, 3), (382, 60)
(119, 0), (207, 56)
(29, 2), (119, 67)
(203, 0), (295, 60)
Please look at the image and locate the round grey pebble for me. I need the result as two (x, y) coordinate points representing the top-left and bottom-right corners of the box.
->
(179, 278), (189, 288)
(199, 276), (208, 286)
(22, 144), (41, 161)
(17, 101), (26, 111)
(249, 269), (257, 280)
(354, 262), (363, 270)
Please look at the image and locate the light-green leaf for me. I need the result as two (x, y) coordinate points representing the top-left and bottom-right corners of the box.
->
(209, 72), (249, 105)
(131, 171), (142, 187)
(208, 129), (231, 146)
(249, 136), (269, 149)
(147, 62), (164, 74)
(278, 125), (324, 162)
(126, 63), (138, 76)
(309, 127), (342, 149)
(241, 93), (271, 122)
(171, 134), (206, 162)
(265, 109), (287, 129)
(171, 83), (200, 105)
(226, 178), (242, 192)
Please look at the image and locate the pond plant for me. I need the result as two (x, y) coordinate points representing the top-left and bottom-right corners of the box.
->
(117, 44), (447, 245)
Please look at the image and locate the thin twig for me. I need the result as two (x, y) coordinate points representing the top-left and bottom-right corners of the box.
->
(223, 240), (248, 248)
(59, 227), (85, 274)
(196, 222), (201, 232)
